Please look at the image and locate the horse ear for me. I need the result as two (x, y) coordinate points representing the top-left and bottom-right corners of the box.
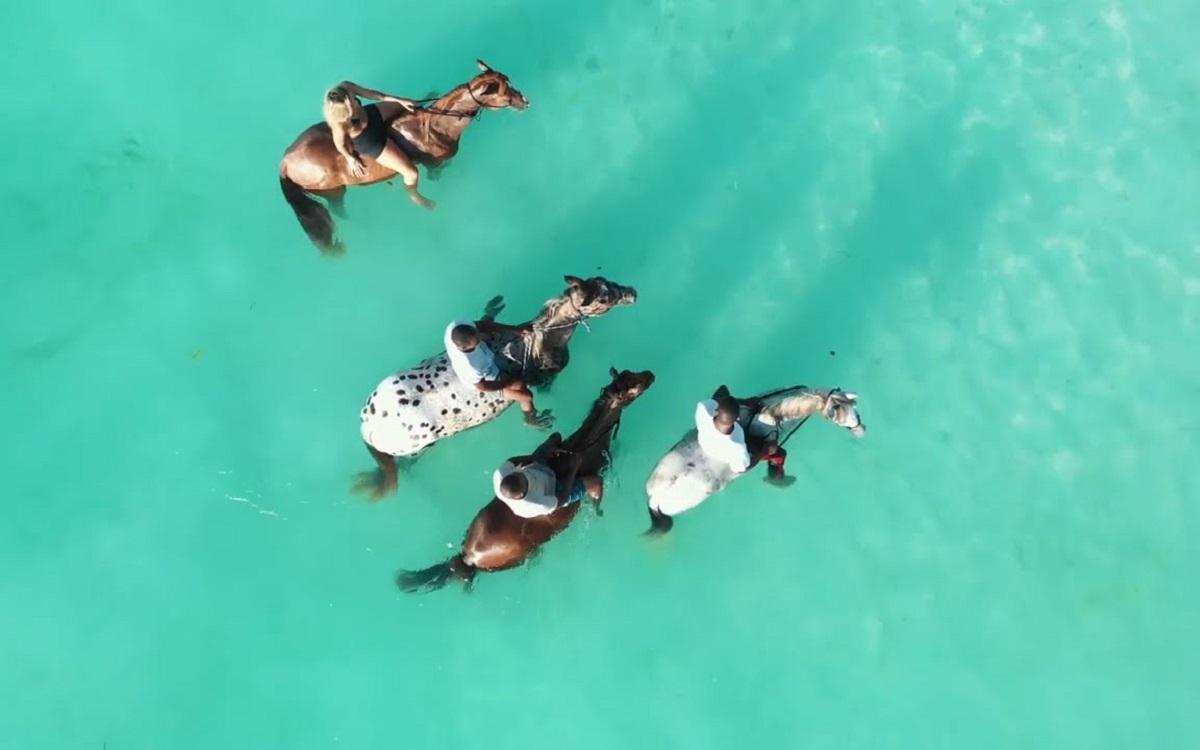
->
(564, 275), (584, 289)
(609, 366), (619, 380)
(476, 59), (493, 73)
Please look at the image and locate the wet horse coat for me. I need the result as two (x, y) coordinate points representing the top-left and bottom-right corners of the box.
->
(395, 367), (657, 592)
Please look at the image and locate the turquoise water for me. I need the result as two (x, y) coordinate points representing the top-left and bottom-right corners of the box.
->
(3, 0), (1198, 747)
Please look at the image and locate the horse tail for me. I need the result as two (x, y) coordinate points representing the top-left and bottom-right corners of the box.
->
(279, 172), (341, 255)
(395, 555), (476, 594)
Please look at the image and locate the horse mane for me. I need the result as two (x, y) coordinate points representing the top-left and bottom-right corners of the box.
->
(530, 292), (571, 325)
(562, 381), (622, 453)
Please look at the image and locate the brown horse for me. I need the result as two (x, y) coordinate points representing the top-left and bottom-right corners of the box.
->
(278, 60), (529, 255)
(395, 367), (656, 593)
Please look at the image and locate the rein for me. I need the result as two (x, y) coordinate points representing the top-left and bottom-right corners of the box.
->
(412, 84), (493, 120)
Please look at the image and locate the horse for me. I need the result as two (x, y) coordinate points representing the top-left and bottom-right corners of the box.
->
(278, 59), (529, 255)
(643, 386), (865, 535)
(395, 366), (657, 593)
(353, 274), (639, 500)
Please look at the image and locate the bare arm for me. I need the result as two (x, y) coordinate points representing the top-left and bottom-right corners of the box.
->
(339, 80), (414, 107)
(329, 121), (359, 161)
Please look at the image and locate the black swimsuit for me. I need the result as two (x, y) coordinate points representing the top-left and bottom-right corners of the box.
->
(350, 104), (389, 160)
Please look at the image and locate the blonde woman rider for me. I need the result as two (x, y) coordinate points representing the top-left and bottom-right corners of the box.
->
(322, 81), (435, 209)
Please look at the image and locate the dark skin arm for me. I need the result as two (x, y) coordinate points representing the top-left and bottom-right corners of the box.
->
(554, 453), (583, 506)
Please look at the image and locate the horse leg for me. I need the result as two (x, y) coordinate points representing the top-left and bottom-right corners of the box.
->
(314, 187), (348, 219)
(644, 507), (674, 536)
(351, 442), (400, 500)
(480, 295), (506, 322)
(581, 476), (605, 517)
(536, 371), (558, 394)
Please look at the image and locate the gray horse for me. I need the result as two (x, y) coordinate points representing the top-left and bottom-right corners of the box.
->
(354, 275), (638, 500)
(644, 386), (865, 534)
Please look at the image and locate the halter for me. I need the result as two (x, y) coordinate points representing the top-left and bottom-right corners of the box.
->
(416, 80), (504, 120)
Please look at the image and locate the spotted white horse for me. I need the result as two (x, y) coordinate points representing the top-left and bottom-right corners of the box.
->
(644, 386), (865, 535)
(354, 274), (638, 499)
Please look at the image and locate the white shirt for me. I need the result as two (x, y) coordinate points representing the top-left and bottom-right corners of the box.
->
(492, 460), (559, 518)
(444, 319), (500, 385)
(694, 399), (751, 474)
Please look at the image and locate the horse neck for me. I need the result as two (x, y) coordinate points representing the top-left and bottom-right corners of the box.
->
(567, 394), (623, 466)
(425, 85), (482, 139)
(767, 389), (830, 422)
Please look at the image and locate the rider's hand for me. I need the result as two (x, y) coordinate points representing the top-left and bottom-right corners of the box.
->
(347, 155), (367, 177)
(388, 96), (417, 111)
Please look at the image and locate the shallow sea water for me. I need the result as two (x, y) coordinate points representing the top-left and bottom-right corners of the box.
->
(1, 0), (1198, 747)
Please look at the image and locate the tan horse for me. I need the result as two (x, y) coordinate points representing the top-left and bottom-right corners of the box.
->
(395, 367), (656, 593)
(278, 60), (529, 255)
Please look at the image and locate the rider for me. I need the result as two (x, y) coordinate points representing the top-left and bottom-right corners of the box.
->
(322, 81), (435, 209)
(696, 385), (791, 485)
(444, 318), (548, 428)
(492, 433), (602, 518)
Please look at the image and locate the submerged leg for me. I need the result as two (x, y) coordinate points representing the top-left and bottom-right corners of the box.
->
(481, 295), (505, 322)
(315, 186), (348, 219)
(763, 447), (795, 488)
(351, 442), (400, 500)
(375, 139), (435, 209)
(580, 476), (604, 516)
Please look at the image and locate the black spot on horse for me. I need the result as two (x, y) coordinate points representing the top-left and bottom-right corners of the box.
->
(399, 398), (410, 405)
(412, 399), (421, 406)
(452, 408), (461, 414)
(369, 404), (376, 415)
(450, 393), (457, 400)
(382, 411), (388, 417)
(441, 409), (448, 415)
(396, 389), (406, 396)
(415, 385), (424, 393)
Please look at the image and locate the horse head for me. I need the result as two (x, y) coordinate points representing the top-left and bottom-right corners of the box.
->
(561, 274), (638, 319)
(604, 366), (656, 408)
(468, 59), (529, 111)
(821, 389), (865, 437)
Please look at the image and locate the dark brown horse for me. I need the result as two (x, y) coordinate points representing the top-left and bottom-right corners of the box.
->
(395, 367), (656, 593)
(278, 60), (529, 254)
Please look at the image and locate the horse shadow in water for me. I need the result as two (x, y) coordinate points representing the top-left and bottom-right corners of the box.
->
(395, 367), (656, 593)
